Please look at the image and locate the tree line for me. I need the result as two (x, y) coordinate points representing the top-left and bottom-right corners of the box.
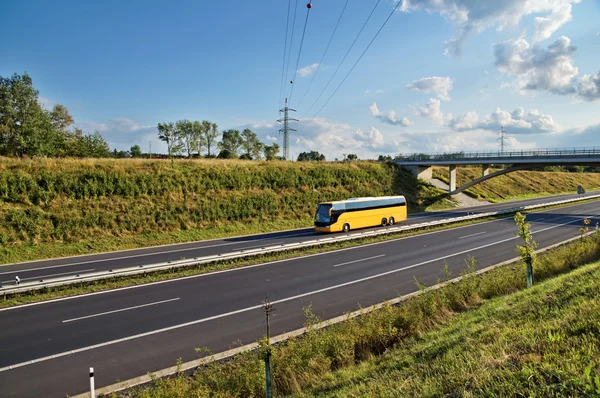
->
(0, 73), (112, 158)
(157, 122), (281, 160)
(2, 72), (371, 163)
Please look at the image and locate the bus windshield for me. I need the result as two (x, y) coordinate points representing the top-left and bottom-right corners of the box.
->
(314, 204), (332, 224)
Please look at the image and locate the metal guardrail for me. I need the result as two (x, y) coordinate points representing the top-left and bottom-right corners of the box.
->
(396, 147), (600, 162)
(2, 194), (599, 295)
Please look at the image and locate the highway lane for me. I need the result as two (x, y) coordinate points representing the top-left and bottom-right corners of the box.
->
(0, 200), (598, 397)
(0, 191), (595, 285)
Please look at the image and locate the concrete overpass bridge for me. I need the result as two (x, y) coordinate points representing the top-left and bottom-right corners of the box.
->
(395, 148), (600, 194)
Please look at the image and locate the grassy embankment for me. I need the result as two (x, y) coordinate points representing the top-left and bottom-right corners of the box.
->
(0, 158), (443, 264)
(2, 158), (600, 265)
(432, 166), (600, 201)
(122, 229), (600, 398)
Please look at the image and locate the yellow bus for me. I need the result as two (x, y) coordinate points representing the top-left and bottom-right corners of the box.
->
(314, 196), (407, 233)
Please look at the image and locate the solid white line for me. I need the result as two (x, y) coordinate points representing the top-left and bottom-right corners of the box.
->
(1, 211), (596, 372)
(1, 269), (95, 284)
(2, 204), (599, 313)
(62, 298), (180, 323)
(333, 255), (386, 267)
(458, 231), (486, 240)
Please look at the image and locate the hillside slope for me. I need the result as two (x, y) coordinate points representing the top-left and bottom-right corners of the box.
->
(1, 158), (599, 263)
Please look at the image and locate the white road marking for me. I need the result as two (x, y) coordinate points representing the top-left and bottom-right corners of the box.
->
(1, 212), (597, 372)
(334, 255), (386, 267)
(2, 206), (599, 314)
(458, 232), (486, 240)
(1, 269), (95, 284)
(62, 298), (180, 323)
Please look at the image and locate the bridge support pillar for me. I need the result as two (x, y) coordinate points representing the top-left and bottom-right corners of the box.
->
(449, 165), (457, 192)
(482, 164), (490, 177)
(405, 165), (432, 180)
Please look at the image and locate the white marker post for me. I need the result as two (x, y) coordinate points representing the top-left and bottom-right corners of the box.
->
(89, 367), (95, 398)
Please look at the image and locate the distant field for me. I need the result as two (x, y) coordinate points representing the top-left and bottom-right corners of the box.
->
(0, 158), (599, 263)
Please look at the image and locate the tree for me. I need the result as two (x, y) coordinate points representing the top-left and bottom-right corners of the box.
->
(192, 121), (207, 157)
(297, 151), (325, 162)
(240, 128), (263, 159)
(157, 122), (180, 158)
(205, 122), (219, 158)
(49, 104), (74, 134)
(218, 129), (243, 158)
(378, 155), (393, 162)
(263, 143), (280, 161)
(175, 119), (195, 158)
(130, 144), (142, 158)
(344, 154), (358, 161)
(0, 72), (58, 157)
(514, 212), (537, 287)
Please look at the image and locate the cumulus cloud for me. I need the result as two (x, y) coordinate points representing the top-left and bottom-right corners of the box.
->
(406, 76), (454, 101)
(297, 63), (319, 77)
(494, 36), (578, 95)
(369, 102), (412, 126)
(353, 127), (385, 148)
(398, 0), (580, 56)
(578, 72), (600, 101)
(416, 98), (453, 125)
(265, 135), (278, 142)
(449, 107), (559, 134)
(364, 89), (384, 94)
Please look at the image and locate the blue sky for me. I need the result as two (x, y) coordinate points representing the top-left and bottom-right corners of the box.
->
(2, 0), (599, 159)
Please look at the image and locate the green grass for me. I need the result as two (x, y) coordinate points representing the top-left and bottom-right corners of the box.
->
(116, 228), (600, 398)
(0, 158), (453, 264)
(432, 166), (600, 202)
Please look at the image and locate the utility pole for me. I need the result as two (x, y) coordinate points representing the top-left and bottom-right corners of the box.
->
(498, 126), (508, 154)
(277, 98), (298, 161)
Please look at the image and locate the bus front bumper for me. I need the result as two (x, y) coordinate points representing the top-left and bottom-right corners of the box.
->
(314, 226), (332, 233)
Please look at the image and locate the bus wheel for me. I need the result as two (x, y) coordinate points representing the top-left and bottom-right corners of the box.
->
(381, 218), (387, 227)
(389, 217), (395, 226)
(343, 223), (350, 233)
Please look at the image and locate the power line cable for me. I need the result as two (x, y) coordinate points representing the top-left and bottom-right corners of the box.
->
(278, 0), (293, 108)
(305, 0), (402, 126)
(288, 1), (313, 105)
(302, 0), (381, 118)
(283, 0), (299, 103)
(297, 0), (349, 108)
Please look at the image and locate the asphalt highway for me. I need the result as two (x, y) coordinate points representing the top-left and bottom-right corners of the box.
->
(0, 191), (595, 286)
(0, 198), (598, 397)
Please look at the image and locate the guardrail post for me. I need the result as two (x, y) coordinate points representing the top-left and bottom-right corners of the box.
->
(89, 367), (95, 398)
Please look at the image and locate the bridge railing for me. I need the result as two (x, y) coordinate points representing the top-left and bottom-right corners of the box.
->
(395, 147), (600, 162)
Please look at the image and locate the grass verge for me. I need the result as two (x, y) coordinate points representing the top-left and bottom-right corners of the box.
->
(118, 229), (600, 397)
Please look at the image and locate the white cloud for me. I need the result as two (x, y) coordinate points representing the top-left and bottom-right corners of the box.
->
(406, 76), (454, 101)
(578, 71), (600, 101)
(533, 4), (573, 43)
(109, 118), (154, 132)
(416, 98), (453, 125)
(494, 36), (578, 95)
(364, 89), (384, 95)
(297, 63), (319, 77)
(369, 102), (412, 126)
(353, 127), (385, 148)
(265, 135), (278, 142)
(449, 107), (559, 134)
(398, 0), (581, 56)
